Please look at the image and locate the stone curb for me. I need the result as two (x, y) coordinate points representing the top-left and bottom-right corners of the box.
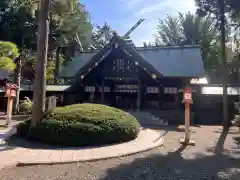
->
(16, 138), (164, 167)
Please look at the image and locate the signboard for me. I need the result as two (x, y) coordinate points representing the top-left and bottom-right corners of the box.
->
(183, 88), (192, 102)
(5, 83), (18, 97)
(104, 58), (137, 80)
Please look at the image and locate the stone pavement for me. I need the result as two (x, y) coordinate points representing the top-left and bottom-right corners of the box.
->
(0, 127), (164, 170)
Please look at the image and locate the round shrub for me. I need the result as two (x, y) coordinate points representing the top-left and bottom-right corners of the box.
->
(19, 97), (33, 114)
(18, 103), (140, 146)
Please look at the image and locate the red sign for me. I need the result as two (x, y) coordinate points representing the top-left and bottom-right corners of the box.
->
(5, 83), (18, 97)
(183, 88), (192, 102)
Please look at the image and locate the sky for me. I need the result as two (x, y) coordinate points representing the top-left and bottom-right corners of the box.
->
(81, 0), (197, 46)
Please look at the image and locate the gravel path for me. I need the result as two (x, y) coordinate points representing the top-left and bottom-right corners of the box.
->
(1, 126), (240, 180)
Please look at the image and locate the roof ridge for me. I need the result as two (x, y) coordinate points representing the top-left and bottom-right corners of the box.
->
(136, 45), (201, 51)
(76, 44), (201, 54)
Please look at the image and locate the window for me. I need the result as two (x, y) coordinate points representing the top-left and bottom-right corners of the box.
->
(99, 86), (111, 92)
(84, 86), (95, 92)
(164, 87), (178, 94)
(146, 87), (159, 94)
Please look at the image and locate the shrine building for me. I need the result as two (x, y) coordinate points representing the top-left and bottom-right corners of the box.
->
(2, 35), (233, 125)
(58, 34), (205, 110)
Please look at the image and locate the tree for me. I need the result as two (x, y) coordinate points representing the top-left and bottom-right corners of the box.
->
(155, 15), (183, 45)
(154, 12), (221, 72)
(0, 41), (19, 113)
(92, 22), (114, 48)
(0, 41), (19, 71)
(31, 0), (50, 128)
(195, 0), (231, 128)
(0, 0), (93, 87)
(195, 0), (240, 18)
(49, 0), (93, 51)
(0, 0), (93, 53)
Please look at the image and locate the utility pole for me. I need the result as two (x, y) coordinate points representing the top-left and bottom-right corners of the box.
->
(218, 0), (229, 128)
(31, 0), (50, 127)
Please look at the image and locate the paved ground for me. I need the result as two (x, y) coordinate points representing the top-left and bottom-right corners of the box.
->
(0, 128), (163, 169)
(0, 126), (239, 180)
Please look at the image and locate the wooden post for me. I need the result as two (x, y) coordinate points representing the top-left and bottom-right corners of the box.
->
(184, 102), (190, 142)
(6, 97), (13, 126)
(180, 87), (195, 146)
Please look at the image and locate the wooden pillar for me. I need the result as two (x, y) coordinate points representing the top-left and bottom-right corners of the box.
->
(6, 97), (13, 126)
(101, 79), (105, 104)
(180, 87), (195, 146)
(184, 102), (190, 142)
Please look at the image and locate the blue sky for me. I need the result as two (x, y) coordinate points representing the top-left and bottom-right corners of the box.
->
(81, 0), (197, 46)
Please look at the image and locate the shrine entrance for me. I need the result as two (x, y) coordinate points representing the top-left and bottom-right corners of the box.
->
(112, 83), (139, 109)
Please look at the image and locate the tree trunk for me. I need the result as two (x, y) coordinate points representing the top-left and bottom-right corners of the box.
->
(31, 0), (50, 128)
(218, 0), (229, 128)
(13, 56), (22, 114)
(54, 47), (61, 83)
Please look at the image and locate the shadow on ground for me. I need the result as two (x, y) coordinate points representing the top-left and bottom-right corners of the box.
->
(98, 128), (240, 180)
(98, 149), (240, 180)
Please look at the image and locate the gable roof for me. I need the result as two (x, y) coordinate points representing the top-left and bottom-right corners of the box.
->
(137, 46), (204, 77)
(59, 37), (205, 79)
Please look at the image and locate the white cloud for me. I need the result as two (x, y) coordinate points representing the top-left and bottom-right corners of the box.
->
(136, 0), (196, 16)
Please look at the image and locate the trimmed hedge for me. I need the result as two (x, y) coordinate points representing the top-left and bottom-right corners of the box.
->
(17, 103), (140, 146)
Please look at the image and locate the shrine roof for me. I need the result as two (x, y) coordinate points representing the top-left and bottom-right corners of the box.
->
(59, 38), (205, 78)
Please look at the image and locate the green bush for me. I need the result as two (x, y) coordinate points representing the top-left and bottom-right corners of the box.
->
(19, 97), (33, 114)
(16, 119), (31, 137)
(232, 102), (240, 127)
(17, 103), (140, 146)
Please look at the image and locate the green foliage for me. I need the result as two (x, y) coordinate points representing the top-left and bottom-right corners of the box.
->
(17, 103), (140, 146)
(17, 119), (31, 137)
(0, 0), (93, 52)
(154, 12), (221, 72)
(19, 97), (33, 114)
(20, 49), (66, 81)
(0, 0), (93, 81)
(195, 0), (240, 45)
(232, 102), (240, 127)
(92, 22), (115, 48)
(195, 0), (240, 18)
(0, 41), (19, 70)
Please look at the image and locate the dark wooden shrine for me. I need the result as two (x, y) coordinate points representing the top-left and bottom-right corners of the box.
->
(61, 34), (205, 112)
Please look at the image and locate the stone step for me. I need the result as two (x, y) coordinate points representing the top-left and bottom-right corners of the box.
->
(128, 111), (168, 126)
